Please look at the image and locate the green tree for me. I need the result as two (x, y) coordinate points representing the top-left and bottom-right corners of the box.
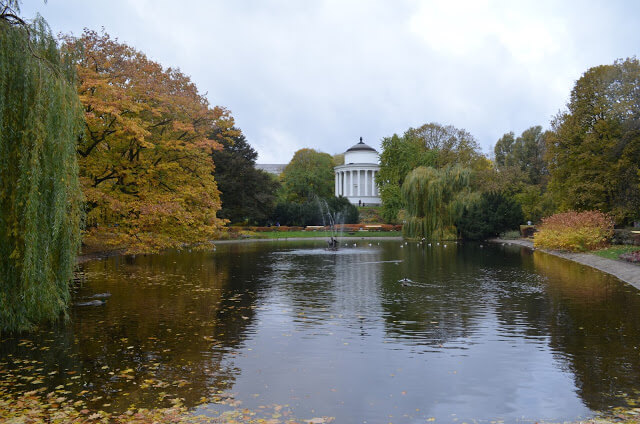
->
(211, 130), (280, 224)
(494, 132), (515, 168)
(547, 58), (640, 224)
(332, 152), (345, 166)
(456, 192), (524, 240)
(281, 148), (335, 202)
(377, 123), (483, 223)
(494, 126), (547, 186)
(376, 134), (437, 223)
(0, 4), (83, 332)
(404, 123), (482, 169)
(402, 165), (476, 240)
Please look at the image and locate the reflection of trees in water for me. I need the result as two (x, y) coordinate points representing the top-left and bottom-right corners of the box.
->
(380, 243), (484, 346)
(0, 247), (267, 412)
(257, 245), (385, 332)
(262, 251), (338, 314)
(478, 247), (552, 340)
(533, 252), (640, 411)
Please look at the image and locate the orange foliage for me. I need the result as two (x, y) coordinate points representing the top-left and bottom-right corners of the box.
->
(63, 30), (238, 253)
(534, 210), (614, 252)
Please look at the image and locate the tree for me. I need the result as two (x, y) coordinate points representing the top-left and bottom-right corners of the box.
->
(280, 148), (335, 202)
(494, 132), (515, 168)
(211, 130), (280, 224)
(377, 123), (483, 223)
(547, 58), (640, 224)
(376, 134), (437, 223)
(456, 192), (524, 240)
(494, 126), (547, 186)
(0, 5), (83, 331)
(404, 123), (483, 169)
(402, 165), (476, 240)
(62, 30), (236, 253)
(490, 126), (552, 223)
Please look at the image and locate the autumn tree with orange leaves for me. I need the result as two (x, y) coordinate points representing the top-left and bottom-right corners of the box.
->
(62, 30), (237, 253)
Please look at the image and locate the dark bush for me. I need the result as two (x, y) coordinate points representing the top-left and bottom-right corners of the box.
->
(611, 229), (640, 246)
(457, 192), (524, 240)
(271, 196), (358, 227)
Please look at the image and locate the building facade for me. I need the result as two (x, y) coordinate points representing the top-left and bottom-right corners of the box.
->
(334, 137), (381, 205)
(255, 163), (286, 175)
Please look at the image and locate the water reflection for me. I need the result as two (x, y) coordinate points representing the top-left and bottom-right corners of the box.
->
(533, 252), (640, 411)
(0, 240), (639, 422)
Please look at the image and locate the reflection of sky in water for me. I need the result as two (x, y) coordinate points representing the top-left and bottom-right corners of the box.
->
(227, 243), (591, 423)
(2, 240), (639, 423)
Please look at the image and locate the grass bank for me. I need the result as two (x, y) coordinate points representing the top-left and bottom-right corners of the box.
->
(593, 245), (640, 260)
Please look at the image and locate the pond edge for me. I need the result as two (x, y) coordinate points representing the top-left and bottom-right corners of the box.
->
(491, 238), (640, 290)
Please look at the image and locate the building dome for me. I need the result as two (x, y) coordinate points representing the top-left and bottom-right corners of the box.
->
(346, 138), (377, 153)
(344, 137), (379, 165)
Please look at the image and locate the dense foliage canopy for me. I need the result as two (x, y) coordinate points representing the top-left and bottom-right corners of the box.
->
(456, 192), (524, 240)
(402, 165), (475, 240)
(280, 148), (335, 202)
(547, 58), (640, 225)
(494, 126), (547, 186)
(0, 10), (83, 331)
(490, 126), (553, 222)
(62, 30), (236, 253)
(377, 123), (483, 223)
(211, 131), (280, 225)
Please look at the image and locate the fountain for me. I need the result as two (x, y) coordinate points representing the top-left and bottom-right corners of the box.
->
(316, 197), (345, 251)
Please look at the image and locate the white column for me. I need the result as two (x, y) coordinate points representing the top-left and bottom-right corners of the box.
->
(372, 170), (376, 196)
(340, 171), (344, 196)
(364, 170), (369, 197)
(352, 170), (356, 197)
(335, 172), (338, 197)
(347, 170), (352, 197)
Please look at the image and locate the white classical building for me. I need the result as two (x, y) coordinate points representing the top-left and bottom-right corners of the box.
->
(334, 137), (381, 206)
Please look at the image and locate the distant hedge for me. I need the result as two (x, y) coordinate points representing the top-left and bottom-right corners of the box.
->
(271, 196), (358, 227)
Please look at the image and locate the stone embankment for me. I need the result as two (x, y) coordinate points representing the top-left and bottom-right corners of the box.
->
(492, 238), (640, 290)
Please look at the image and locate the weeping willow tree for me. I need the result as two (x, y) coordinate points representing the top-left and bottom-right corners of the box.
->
(0, 5), (83, 332)
(401, 165), (477, 241)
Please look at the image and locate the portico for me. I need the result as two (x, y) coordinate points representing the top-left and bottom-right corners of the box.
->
(334, 138), (381, 205)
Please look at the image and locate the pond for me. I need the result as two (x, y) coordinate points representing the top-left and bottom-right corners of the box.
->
(2, 240), (640, 423)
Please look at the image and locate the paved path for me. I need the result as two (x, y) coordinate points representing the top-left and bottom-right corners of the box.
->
(492, 238), (640, 290)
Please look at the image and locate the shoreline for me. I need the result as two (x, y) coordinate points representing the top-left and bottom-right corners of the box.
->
(76, 236), (405, 263)
(491, 238), (640, 290)
(211, 236), (404, 244)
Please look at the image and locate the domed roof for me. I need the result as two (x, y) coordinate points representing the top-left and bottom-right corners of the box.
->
(346, 137), (377, 153)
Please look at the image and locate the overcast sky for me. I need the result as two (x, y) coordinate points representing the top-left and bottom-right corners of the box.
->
(21, 0), (640, 163)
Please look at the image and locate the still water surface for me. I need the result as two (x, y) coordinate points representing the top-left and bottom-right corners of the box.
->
(2, 240), (640, 422)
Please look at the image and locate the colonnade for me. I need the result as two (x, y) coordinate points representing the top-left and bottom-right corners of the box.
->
(334, 168), (379, 198)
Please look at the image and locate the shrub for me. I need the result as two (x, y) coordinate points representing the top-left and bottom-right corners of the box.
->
(611, 229), (640, 246)
(534, 210), (614, 252)
(456, 192), (523, 241)
(271, 196), (358, 227)
(620, 251), (640, 263)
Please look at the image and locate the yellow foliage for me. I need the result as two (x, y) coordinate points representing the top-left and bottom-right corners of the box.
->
(62, 30), (238, 253)
(534, 210), (613, 252)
